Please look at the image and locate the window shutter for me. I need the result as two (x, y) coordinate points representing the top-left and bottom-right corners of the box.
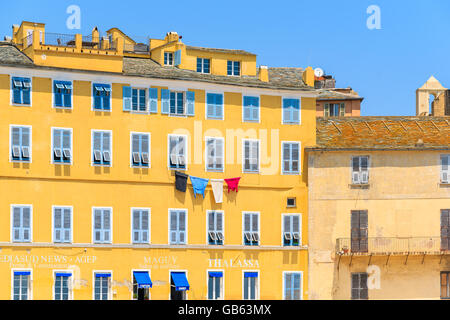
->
(351, 211), (360, 253)
(324, 103), (330, 117)
(12, 79), (22, 104)
(178, 211), (186, 244)
(359, 211), (368, 252)
(63, 208), (71, 242)
(442, 210), (450, 251)
(283, 99), (291, 122)
(352, 157), (360, 184)
(149, 88), (158, 113)
(293, 273), (301, 300)
(174, 50), (181, 66)
(186, 91), (195, 116)
(22, 79), (31, 105)
(216, 94), (223, 118)
(54, 82), (63, 107)
(54, 208), (62, 242)
(122, 86), (132, 111)
(292, 99), (300, 122)
(442, 156), (449, 183)
(340, 103), (346, 116)
(161, 89), (170, 114)
(285, 273), (292, 300)
(22, 207), (30, 242)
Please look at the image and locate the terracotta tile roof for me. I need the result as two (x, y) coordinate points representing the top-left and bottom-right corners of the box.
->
(308, 117), (450, 151)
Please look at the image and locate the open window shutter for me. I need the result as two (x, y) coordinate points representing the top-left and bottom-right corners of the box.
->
(149, 88), (158, 113)
(54, 82), (63, 107)
(351, 211), (360, 253)
(64, 83), (72, 108)
(12, 79), (22, 104)
(324, 103), (330, 117)
(22, 79), (31, 105)
(186, 91), (195, 116)
(161, 89), (170, 114)
(174, 50), (181, 66)
(340, 103), (346, 116)
(359, 211), (368, 252)
(123, 86), (132, 111)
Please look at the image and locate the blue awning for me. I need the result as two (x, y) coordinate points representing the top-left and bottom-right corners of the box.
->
(171, 272), (190, 291)
(209, 272), (223, 278)
(14, 271), (30, 276)
(245, 272), (258, 278)
(95, 273), (111, 278)
(134, 271), (152, 289)
(55, 273), (71, 277)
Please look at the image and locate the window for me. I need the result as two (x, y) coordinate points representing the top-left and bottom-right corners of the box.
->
(324, 103), (345, 117)
(123, 87), (158, 113)
(282, 142), (300, 174)
(92, 131), (112, 166)
(282, 98), (300, 124)
(441, 210), (450, 251)
(206, 93), (224, 119)
(284, 272), (302, 300)
(164, 52), (174, 66)
(441, 272), (450, 299)
(132, 209), (150, 244)
(170, 272), (188, 300)
(94, 273), (111, 300)
(12, 77), (31, 105)
(243, 272), (258, 300)
(12, 206), (32, 243)
(93, 84), (111, 111)
(169, 209), (187, 245)
(208, 271), (223, 300)
(133, 271), (151, 300)
(161, 89), (195, 116)
(283, 214), (301, 246)
(131, 133), (150, 168)
(227, 60), (240, 76)
(206, 138), (224, 172)
(13, 271), (31, 300)
(243, 96), (260, 122)
(11, 126), (31, 162)
(351, 210), (368, 253)
(351, 273), (368, 300)
(243, 140), (259, 173)
(352, 156), (369, 184)
(52, 128), (72, 164)
(208, 211), (224, 245)
(197, 58), (210, 74)
(54, 273), (71, 300)
(441, 155), (450, 183)
(131, 88), (147, 112)
(287, 197), (296, 208)
(54, 81), (72, 108)
(53, 207), (72, 243)
(93, 208), (112, 244)
(168, 135), (187, 170)
(243, 212), (259, 246)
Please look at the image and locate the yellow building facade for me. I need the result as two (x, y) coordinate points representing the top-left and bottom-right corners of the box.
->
(0, 21), (319, 300)
(307, 117), (450, 300)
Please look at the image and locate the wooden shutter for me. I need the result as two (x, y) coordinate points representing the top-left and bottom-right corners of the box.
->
(123, 86), (132, 111)
(186, 91), (195, 116)
(351, 211), (360, 252)
(441, 210), (450, 251)
(149, 88), (158, 113)
(174, 50), (181, 66)
(161, 89), (170, 114)
(442, 156), (450, 183)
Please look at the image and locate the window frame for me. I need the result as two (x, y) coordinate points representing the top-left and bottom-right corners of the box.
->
(52, 205), (73, 244)
(131, 208), (151, 244)
(206, 210), (225, 245)
(10, 125), (32, 163)
(52, 79), (73, 109)
(197, 57), (211, 74)
(282, 213), (302, 247)
(164, 52), (174, 66)
(205, 136), (225, 173)
(91, 129), (113, 167)
(206, 269), (224, 300)
(242, 139), (260, 174)
(130, 132), (151, 168)
(242, 270), (259, 300)
(282, 271), (303, 300)
(91, 207), (113, 244)
(282, 97), (301, 125)
(242, 212), (260, 246)
(205, 92), (225, 120)
(441, 154), (450, 184)
(351, 272), (369, 300)
(131, 87), (148, 113)
(281, 141), (301, 175)
(10, 205), (33, 243)
(92, 83), (112, 111)
(51, 127), (73, 165)
(11, 269), (32, 300)
(351, 155), (370, 185)
(168, 209), (188, 245)
(131, 269), (152, 300)
(242, 95), (260, 123)
(227, 60), (241, 76)
(53, 270), (73, 300)
(169, 91), (186, 116)
(168, 134), (188, 170)
(92, 271), (112, 300)
(11, 76), (32, 106)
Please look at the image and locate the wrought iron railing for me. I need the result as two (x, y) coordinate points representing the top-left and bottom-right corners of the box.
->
(40, 33), (76, 47)
(123, 42), (149, 53)
(336, 237), (442, 256)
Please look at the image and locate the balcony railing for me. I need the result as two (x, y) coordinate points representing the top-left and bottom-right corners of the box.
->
(19, 32), (117, 51)
(42, 33), (76, 48)
(336, 237), (443, 256)
(123, 43), (149, 53)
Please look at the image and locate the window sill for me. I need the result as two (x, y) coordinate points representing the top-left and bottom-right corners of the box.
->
(12, 104), (32, 107)
(54, 106), (72, 110)
(440, 183), (450, 187)
(349, 183), (370, 189)
(243, 171), (260, 174)
(11, 160), (31, 163)
(53, 162), (72, 166)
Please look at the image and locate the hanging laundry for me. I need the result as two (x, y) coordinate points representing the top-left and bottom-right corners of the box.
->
(224, 177), (241, 193)
(175, 171), (189, 192)
(211, 179), (224, 203)
(190, 176), (209, 198)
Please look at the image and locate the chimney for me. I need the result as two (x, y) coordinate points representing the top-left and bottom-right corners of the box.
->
(258, 66), (269, 82)
(302, 66), (314, 87)
(165, 31), (180, 43)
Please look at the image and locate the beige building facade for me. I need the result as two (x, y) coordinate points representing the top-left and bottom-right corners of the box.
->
(307, 117), (450, 300)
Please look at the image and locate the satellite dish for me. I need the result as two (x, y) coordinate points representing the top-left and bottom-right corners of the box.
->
(314, 68), (324, 77)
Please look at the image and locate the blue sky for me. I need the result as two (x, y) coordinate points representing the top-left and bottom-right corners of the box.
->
(1, 0), (449, 116)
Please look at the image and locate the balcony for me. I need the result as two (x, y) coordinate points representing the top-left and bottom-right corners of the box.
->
(20, 33), (117, 51)
(336, 237), (444, 256)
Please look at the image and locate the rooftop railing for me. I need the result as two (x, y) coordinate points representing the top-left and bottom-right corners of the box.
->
(336, 237), (443, 256)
